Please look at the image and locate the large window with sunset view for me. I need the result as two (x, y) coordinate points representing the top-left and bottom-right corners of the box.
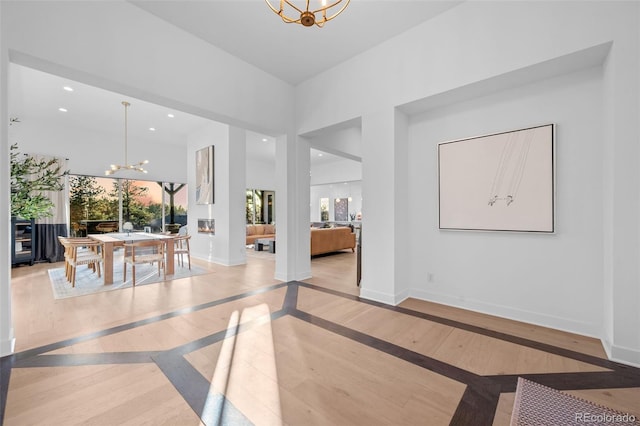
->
(69, 175), (188, 235)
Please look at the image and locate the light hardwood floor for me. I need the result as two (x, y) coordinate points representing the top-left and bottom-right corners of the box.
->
(3, 249), (639, 425)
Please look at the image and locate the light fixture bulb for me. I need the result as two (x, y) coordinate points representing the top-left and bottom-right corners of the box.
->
(264, 0), (350, 28)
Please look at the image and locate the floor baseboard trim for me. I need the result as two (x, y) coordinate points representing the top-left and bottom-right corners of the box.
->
(359, 286), (397, 306)
(609, 343), (640, 368)
(0, 336), (15, 358)
(394, 288), (410, 306)
(273, 268), (312, 282)
(409, 288), (600, 340)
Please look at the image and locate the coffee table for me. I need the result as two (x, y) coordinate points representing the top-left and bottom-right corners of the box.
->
(254, 238), (276, 253)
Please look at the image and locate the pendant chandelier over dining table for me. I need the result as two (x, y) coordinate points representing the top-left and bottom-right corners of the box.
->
(105, 101), (148, 176)
(264, 0), (350, 28)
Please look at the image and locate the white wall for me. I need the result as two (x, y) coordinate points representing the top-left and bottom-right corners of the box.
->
(295, 2), (627, 134)
(187, 123), (226, 262)
(309, 126), (362, 160)
(310, 181), (362, 223)
(310, 158), (362, 186)
(187, 121), (248, 266)
(246, 158), (276, 191)
(409, 65), (604, 336)
(295, 1), (640, 366)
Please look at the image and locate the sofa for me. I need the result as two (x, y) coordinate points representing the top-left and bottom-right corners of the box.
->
(310, 227), (356, 256)
(246, 224), (276, 245)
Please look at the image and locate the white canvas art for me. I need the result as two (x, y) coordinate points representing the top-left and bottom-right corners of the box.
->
(438, 124), (555, 232)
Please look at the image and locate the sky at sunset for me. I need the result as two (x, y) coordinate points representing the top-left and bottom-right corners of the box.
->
(94, 177), (188, 208)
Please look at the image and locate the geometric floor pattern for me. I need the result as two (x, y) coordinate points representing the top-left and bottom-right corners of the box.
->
(2, 281), (639, 425)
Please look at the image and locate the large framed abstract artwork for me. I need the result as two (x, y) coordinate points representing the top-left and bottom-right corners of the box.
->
(438, 124), (555, 233)
(196, 146), (214, 205)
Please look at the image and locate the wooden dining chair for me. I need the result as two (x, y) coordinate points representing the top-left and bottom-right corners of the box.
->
(58, 237), (103, 287)
(173, 234), (191, 270)
(123, 240), (165, 286)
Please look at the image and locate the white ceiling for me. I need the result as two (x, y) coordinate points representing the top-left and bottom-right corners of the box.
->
(130, 0), (463, 85)
(8, 1), (462, 165)
(8, 64), (344, 165)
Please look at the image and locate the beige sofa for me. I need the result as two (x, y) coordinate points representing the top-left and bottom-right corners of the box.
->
(246, 224), (276, 245)
(310, 227), (356, 256)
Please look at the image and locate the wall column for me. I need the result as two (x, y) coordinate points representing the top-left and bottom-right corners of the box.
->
(275, 131), (311, 282)
(602, 23), (640, 365)
(1, 2), (15, 356)
(359, 108), (410, 304)
(224, 126), (247, 265)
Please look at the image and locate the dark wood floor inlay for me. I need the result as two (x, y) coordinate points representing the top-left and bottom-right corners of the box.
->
(3, 280), (640, 426)
(449, 385), (502, 426)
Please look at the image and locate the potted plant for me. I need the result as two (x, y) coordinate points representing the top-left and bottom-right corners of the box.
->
(10, 143), (68, 220)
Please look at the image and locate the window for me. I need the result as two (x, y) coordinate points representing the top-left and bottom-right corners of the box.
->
(246, 189), (275, 224)
(69, 175), (187, 235)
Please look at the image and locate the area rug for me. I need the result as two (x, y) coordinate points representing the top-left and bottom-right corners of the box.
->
(48, 258), (210, 299)
(510, 377), (639, 426)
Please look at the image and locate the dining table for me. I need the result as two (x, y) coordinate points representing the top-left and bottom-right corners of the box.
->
(88, 232), (176, 285)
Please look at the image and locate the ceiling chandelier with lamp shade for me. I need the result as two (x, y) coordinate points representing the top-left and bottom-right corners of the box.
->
(264, 0), (350, 28)
(105, 101), (149, 176)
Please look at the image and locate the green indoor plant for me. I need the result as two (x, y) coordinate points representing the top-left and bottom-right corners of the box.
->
(10, 143), (68, 220)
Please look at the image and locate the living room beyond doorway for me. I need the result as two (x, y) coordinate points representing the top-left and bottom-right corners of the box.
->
(246, 243), (359, 296)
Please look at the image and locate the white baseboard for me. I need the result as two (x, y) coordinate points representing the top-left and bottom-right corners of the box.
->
(359, 284), (409, 306)
(394, 288), (410, 306)
(359, 288), (395, 305)
(191, 253), (246, 266)
(1, 330), (15, 357)
(211, 256), (246, 266)
(608, 343), (640, 368)
(275, 269), (312, 283)
(295, 270), (312, 282)
(408, 287), (600, 339)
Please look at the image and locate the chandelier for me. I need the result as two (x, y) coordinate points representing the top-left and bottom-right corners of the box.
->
(264, 0), (350, 28)
(105, 101), (148, 175)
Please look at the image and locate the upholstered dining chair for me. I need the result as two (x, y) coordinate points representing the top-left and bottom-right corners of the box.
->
(173, 234), (191, 270)
(58, 237), (103, 287)
(123, 240), (165, 286)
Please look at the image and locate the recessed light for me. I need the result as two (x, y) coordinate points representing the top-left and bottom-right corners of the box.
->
(63, 86), (74, 92)
(262, 138), (268, 142)
(58, 108), (68, 112)
(318, 153), (323, 157)
(167, 113), (174, 118)
(149, 127), (156, 131)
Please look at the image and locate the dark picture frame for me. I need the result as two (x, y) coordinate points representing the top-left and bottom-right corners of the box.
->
(196, 145), (214, 204)
(438, 124), (555, 233)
